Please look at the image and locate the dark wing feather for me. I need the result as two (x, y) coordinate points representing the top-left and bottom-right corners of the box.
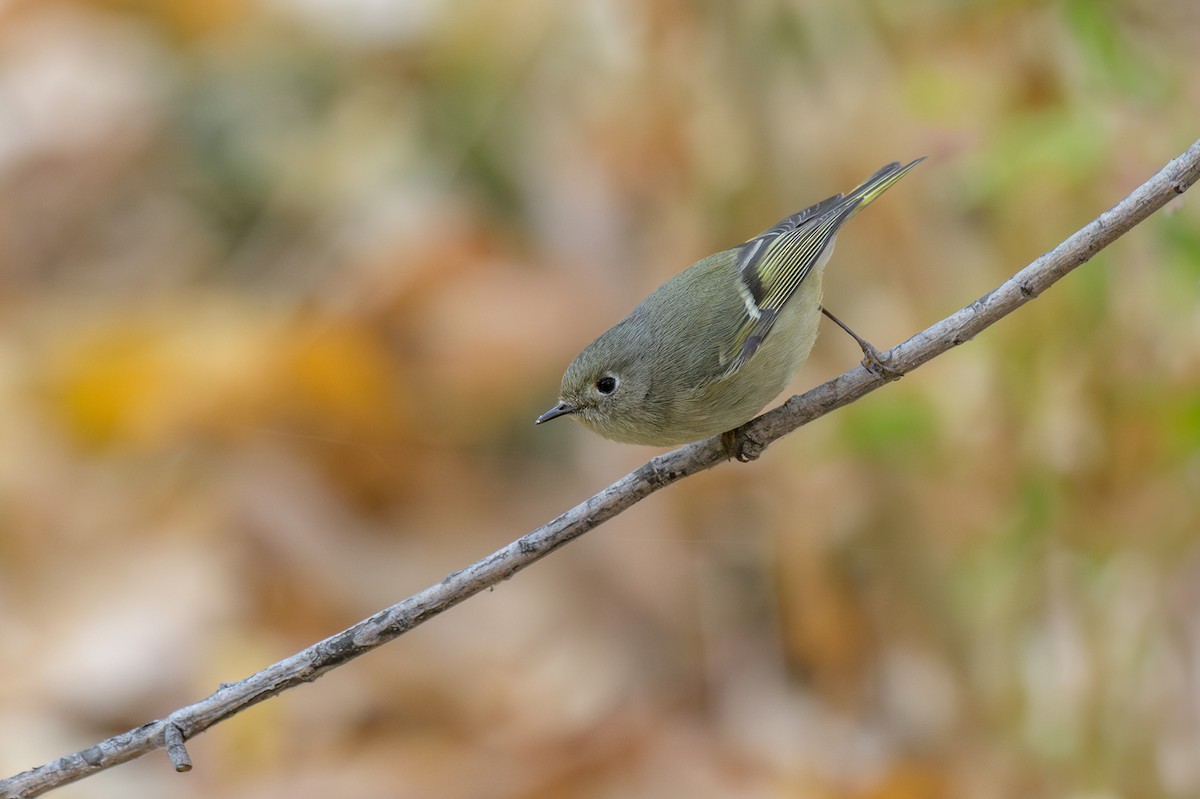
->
(718, 159), (922, 378)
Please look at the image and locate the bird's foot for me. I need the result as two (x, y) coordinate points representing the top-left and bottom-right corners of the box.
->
(720, 427), (765, 463)
(821, 306), (901, 381)
(858, 340), (902, 381)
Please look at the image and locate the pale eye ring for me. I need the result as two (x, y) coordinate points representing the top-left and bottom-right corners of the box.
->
(596, 375), (618, 395)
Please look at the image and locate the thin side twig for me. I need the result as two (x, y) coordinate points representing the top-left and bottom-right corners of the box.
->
(3, 136), (1198, 799)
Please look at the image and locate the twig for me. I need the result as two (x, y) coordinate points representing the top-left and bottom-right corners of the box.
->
(3, 136), (1198, 798)
(161, 724), (190, 773)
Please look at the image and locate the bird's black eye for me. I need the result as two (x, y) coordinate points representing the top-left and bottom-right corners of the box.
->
(596, 376), (618, 395)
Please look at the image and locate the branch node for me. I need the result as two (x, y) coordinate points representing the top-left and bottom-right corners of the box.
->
(163, 723), (193, 773)
(645, 458), (679, 487)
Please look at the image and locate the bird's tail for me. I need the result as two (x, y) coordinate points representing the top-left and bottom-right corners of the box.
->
(841, 157), (925, 218)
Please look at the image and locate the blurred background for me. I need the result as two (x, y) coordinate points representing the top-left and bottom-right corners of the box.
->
(0, 0), (1198, 797)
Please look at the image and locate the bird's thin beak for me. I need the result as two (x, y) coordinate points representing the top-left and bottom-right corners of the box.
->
(535, 401), (576, 425)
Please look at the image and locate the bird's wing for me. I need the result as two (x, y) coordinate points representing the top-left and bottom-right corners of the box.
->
(717, 159), (921, 378)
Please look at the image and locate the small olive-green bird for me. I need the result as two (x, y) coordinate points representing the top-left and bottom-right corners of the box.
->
(536, 158), (923, 446)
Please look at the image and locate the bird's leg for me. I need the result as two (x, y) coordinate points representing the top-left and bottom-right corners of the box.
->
(820, 306), (901, 380)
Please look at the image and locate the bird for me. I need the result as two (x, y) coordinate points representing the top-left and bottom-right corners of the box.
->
(536, 158), (923, 447)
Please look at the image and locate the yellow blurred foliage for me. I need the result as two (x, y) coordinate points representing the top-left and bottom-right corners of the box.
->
(39, 303), (282, 448)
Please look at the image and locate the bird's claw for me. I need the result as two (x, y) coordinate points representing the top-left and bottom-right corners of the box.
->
(859, 341), (902, 380)
(720, 428), (764, 462)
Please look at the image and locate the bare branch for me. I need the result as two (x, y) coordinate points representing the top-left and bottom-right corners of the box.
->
(3, 136), (1198, 798)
